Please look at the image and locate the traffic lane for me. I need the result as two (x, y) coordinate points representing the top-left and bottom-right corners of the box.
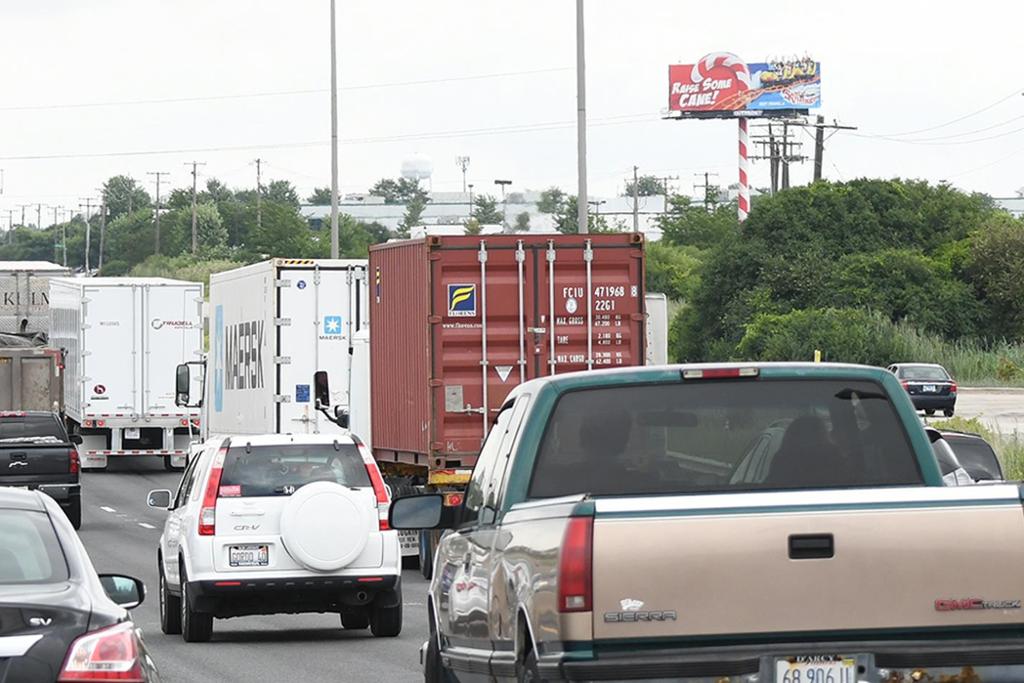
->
(955, 389), (1024, 434)
(77, 457), (427, 683)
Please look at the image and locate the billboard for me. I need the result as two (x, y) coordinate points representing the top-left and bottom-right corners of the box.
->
(668, 53), (820, 114)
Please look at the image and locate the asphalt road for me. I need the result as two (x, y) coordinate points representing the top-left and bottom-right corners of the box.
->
(76, 458), (427, 683)
(954, 388), (1024, 434)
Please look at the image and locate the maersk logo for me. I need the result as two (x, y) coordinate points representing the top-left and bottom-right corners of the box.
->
(320, 315), (344, 340)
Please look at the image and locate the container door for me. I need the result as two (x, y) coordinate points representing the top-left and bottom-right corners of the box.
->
(82, 286), (140, 417)
(276, 265), (366, 434)
(143, 285), (203, 416)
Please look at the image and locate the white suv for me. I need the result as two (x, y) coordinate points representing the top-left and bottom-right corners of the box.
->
(147, 433), (401, 642)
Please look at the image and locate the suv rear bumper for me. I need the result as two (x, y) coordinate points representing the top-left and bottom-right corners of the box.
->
(548, 636), (1024, 681)
(189, 574), (400, 618)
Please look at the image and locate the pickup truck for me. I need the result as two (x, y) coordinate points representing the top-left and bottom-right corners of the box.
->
(0, 410), (82, 528)
(391, 363), (1024, 682)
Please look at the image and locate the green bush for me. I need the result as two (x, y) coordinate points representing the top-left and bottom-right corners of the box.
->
(129, 255), (244, 289)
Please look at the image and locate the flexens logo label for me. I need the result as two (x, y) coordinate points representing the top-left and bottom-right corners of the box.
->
(223, 320), (265, 390)
(447, 284), (476, 317)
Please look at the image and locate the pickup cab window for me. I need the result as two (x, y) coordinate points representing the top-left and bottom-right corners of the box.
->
(529, 379), (922, 498)
(463, 400), (520, 525)
(0, 414), (67, 443)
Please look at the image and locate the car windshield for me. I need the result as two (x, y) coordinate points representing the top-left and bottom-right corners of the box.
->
(0, 415), (66, 442)
(219, 444), (370, 497)
(899, 366), (949, 381)
(529, 379), (923, 498)
(944, 435), (1003, 480)
(0, 509), (69, 584)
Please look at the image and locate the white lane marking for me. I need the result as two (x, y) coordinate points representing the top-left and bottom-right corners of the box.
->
(138, 522), (157, 530)
(100, 506), (117, 513)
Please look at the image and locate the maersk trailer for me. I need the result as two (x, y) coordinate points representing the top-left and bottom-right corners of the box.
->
(49, 277), (203, 470)
(203, 258), (368, 438)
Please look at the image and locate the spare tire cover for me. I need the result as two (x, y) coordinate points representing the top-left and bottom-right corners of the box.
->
(280, 482), (370, 572)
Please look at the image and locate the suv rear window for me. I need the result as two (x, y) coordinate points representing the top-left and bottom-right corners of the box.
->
(0, 415), (67, 443)
(0, 509), (69, 584)
(529, 379), (922, 498)
(219, 444), (370, 497)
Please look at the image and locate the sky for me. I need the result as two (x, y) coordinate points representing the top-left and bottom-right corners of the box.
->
(1, 0), (1022, 222)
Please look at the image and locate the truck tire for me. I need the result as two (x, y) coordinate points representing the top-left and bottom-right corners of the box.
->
(179, 564), (213, 643)
(65, 496), (82, 530)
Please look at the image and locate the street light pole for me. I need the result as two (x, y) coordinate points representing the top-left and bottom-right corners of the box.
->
(576, 0), (589, 234)
(329, 0), (340, 259)
(494, 179), (512, 231)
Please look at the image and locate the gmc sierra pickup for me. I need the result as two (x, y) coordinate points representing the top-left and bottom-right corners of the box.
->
(391, 363), (1024, 682)
(0, 411), (82, 528)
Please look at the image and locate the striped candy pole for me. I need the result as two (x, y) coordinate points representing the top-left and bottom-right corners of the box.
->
(738, 117), (750, 222)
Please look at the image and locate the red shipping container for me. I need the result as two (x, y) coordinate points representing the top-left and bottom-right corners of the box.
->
(369, 234), (646, 471)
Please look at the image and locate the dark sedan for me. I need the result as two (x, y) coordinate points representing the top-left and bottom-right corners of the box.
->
(0, 487), (158, 682)
(888, 363), (957, 416)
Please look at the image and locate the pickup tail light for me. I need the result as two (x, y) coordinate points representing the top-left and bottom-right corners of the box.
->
(198, 446), (228, 536)
(69, 448), (80, 475)
(681, 367), (759, 380)
(558, 516), (593, 613)
(57, 621), (145, 682)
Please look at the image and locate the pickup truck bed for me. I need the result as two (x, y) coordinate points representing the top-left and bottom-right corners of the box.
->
(0, 411), (81, 528)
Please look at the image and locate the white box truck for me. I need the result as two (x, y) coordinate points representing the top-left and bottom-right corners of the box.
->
(645, 292), (669, 365)
(1, 261), (71, 336)
(203, 258), (368, 438)
(49, 277), (203, 470)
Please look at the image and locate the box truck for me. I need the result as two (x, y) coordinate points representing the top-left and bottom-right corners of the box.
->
(49, 277), (203, 470)
(1, 261), (71, 336)
(645, 292), (669, 365)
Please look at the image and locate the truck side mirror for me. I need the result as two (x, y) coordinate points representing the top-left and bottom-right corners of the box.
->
(175, 364), (191, 407)
(314, 371), (330, 408)
(334, 406), (349, 429)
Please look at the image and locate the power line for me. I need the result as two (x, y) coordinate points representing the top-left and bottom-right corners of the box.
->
(862, 87), (1024, 138)
(0, 67), (574, 113)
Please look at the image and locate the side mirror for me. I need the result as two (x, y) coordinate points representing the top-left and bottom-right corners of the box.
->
(147, 489), (173, 510)
(69, 434), (83, 445)
(314, 370), (330, 409)
(335, 406), (350, 429)
(98, 574), (145, 609)
(175, 364), (191, 407)
(389, 494), (455, 530)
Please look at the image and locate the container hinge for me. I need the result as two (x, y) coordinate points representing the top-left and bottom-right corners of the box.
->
(274, 317), (292, 326)
(583, 244), (594, 262)
(273, 395), (292, 403)
(275, 279), (292, 288)
(81, 351), (92, 357)
(429, 379), (443, 388)
(274, 356), (291, 365)
(314, 267), (322, 286)
(428, 315), (442, 324)
(80, 297), (91, 304)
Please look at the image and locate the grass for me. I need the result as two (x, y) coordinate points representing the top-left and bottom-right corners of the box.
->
(892, 322), (1024, 387)
(931, 416), (1024, 480)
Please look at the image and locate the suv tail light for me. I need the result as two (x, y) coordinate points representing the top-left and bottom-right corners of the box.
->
(57, 621), (144, 682)
(558, 516), (593, 613)
(69, 448), (80, 475)
(198, 446), (228, 536)
(365, 462), (391, 531)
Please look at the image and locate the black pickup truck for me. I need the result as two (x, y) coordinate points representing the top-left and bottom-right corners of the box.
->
(0, 411), (82, 528)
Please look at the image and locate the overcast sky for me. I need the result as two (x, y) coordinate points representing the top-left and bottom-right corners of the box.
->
(1, 0), (1021, 220)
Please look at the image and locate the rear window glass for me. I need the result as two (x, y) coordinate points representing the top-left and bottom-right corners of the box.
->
(219, 444), (370, 497)
(529, 379), (923, 498)
(899, 366), (949, 381)
(0, 415), (66, 443)
(0, 509), (69, 584)
(944, 435), (1003, 480)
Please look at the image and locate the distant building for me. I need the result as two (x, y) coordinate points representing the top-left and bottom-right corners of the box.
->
(994, 197), (1024, 218)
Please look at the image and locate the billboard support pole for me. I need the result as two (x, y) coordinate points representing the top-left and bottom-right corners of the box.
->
(575, 0), (589, 234)
(738, 118), (750, 222)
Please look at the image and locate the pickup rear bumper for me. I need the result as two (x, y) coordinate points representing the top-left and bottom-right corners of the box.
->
(549, 636), (1024, 681)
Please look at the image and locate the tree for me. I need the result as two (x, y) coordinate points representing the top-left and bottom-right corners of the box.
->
(554, 196), (610, 234)
(307, 187), (332, 204)
(967, 214), (1024, 339)
(249, 202), (315, 257)
(473, 195), (503, 224)
(623, 175), (666, 197)
(203, 178), (234, 204)
(398, 195), (429, 238)
(657, 195), (738, 249)
(264, 180), (299, 208)
(537, 187), (566, 214)
(464, 218), (482, 235)
(645, 242), (703, 302)
(102, 175), (151, 221)
(370, 177), (427, 205)
(166, 188), (192, 211)
(514, 212), (531, 232)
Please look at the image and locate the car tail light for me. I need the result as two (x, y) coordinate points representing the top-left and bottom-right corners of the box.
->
(900, 380), (910, 390)
(69, 448), (80, 475)
(950, 382), (958, 393)
(57, 621), (144, 682)
(558, 516), (593, 613)
(198, 446), (228, 536)
(681, 367), (759, 380)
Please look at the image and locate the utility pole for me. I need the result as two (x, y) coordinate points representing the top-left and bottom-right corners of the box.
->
(631, 166), (640, 233)
(98, 199), (107, 271)
(329, 0), (340, 259)
(781, 122), (791, 190)
(35, 204), (42, 229)
(660, 176), (679, 205)
(147, 171), (169, 255)
(79, 198), (98, 273)
(494, 179), (512, 231)
(185, 161), (206, 254)
(693, 172), (719, 211)
(768, 123), (779, 195)
(456, 156), (470, 193)
(467, 183), (474, 220)
(254, 158), (263, 233)
(813, 115), (825, 182)
(53, 206), (66, 266)
(575, 0), (589, 234)
(17, 204), (29, 228)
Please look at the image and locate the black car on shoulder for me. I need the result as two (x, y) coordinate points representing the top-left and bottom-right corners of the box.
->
(887, 363), (957, 417)
(939, 430), (1004, 482)
(0, 488), (159, 682)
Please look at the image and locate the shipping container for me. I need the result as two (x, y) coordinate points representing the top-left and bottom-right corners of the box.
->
(645, 292), (669, 365)
(0, 345), (63, 412)
(369, 234), (646, 475)
(49, 277), (203, 470)
(205, 258), (368, 438)
(0, 261), (71, 335)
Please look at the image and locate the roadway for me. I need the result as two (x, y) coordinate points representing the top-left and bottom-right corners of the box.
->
(954, 388), (1024, 434)
(76, 458), (426, 683)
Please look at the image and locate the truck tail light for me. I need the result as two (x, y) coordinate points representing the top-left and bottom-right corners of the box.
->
(69, 448), (80, 475)
(681, 367), (759, 380)
(558, 516), (593, 613)
(198, 447), (228, 536)
(57, 621), (145, 682)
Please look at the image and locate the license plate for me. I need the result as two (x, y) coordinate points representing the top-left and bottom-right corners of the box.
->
(776, 656), (856, 683)
(923, 384), (937, 393)
(124, 427), (140, 440)
(229, 544), (269, 567)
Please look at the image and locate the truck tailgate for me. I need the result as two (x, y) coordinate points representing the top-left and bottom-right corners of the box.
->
(0, 444), (72, 475)
(592, 485), (1024, 641)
